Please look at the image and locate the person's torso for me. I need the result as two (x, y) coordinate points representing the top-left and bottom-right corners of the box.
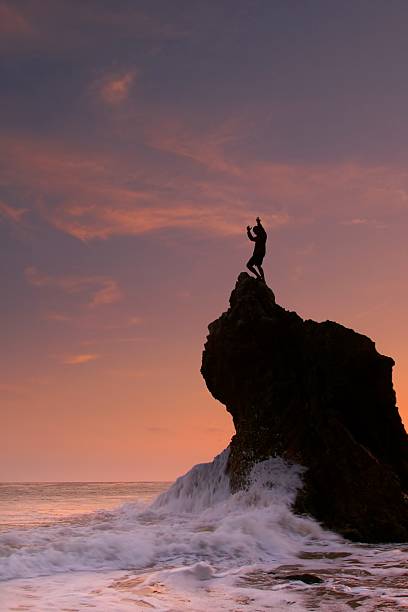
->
(254, 235), (266, 256)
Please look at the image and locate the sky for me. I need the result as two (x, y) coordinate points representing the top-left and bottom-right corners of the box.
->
(2, 0), (408, 481)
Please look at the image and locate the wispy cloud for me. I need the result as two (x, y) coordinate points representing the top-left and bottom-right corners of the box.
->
(0, 201), (27, 223)
(96, 70), (138, 105)
(47, 201), (286, 240)
(342, 218), (369, 225)
(82, 336), (151, 346)
(340, 217), (390, 229)
(2, 117), (408, 244)
(24, 266), (123, 308)
(129, 316), (143, 326)
(88, 278), (122, 307)
(63, 353), (99, 365)
(146, 117), (244, 175)
(0, 129), (290, 239)
(43, 312), (71, 322)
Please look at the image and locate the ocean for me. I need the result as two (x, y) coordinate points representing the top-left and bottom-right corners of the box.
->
(0, 450), (407, 611)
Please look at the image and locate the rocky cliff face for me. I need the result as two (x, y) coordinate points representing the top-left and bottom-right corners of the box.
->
(201, 273), (408, 542)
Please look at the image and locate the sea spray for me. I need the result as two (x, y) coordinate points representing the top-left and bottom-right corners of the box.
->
(0, 449), (330, 582)
(151, 448), (231, 513)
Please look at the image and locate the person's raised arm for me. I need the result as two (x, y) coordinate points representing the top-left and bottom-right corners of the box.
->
(247, 225), (256, 241)
(256, 217), (266, 238)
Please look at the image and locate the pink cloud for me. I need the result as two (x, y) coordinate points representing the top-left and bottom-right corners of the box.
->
(63, 353), (99, 365)
(24, 266), (123, 308)
(88, 278), (122, 307)
(0, 133), (289, 238)
(47, 199), (288, 240)
(95, 70), (138, 105)
(146, 117), (244, 175)
(2, 121), (408, 243)
(129, 316), (143, 326)
(342, 218), (369, 226)
(0, 201), (27, 223)
(43, 312), (71, 322)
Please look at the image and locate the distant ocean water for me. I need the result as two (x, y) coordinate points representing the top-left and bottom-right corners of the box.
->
(0, 481), (169, 530)
(0, 452), (407, 611)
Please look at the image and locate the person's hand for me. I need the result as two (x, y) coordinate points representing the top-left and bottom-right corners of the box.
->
(256, 216), (261, 224)
(247, 225), (251, 231)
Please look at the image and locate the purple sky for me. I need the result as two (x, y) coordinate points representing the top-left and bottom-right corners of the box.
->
(1, 0), (408, 480)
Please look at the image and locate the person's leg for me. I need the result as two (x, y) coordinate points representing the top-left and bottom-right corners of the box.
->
(257, 264), (266, 283)
(246, 258), (261, 279)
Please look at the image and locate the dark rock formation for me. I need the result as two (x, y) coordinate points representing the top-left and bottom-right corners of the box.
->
(201, 273), (408, 542)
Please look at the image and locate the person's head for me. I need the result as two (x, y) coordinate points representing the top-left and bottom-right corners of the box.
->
(253, 225), (260, 235)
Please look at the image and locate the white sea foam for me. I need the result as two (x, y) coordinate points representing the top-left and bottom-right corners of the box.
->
(0, 449), (407, 611)
(0, 449), (326, 582)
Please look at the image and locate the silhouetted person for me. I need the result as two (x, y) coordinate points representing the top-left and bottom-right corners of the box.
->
(246, 216), (267, 282)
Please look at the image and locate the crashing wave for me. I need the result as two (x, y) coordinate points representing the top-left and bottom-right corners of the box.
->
(0, 448), (330, 581)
